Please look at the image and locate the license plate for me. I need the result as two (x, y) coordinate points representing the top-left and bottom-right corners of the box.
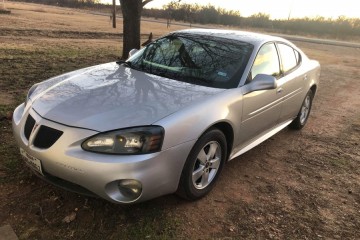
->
(20, 148), (43, 175)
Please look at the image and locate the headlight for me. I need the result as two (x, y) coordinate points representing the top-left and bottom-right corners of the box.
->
(81, 126), (164, 154)
(25, 83), (39, 106)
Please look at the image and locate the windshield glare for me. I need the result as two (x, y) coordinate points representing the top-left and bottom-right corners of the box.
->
(127, 34), (254, 89)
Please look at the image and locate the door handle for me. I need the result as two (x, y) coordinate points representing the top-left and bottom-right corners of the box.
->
(304, 74), (308, 80)
(276, 88), (283, 94)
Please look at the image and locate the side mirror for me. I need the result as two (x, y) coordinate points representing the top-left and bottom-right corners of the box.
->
(129, 49), (139, 58)
(244, 74), (277, 94)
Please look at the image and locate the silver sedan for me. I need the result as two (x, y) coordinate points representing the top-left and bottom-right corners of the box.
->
(12, 29), (321, 204)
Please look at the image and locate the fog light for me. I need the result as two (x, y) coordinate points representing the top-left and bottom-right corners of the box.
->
(118, 179), (142, 200)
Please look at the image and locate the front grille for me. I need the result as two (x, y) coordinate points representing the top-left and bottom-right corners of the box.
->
(24, 114), (36, 140)
(33, 125), (63, 149)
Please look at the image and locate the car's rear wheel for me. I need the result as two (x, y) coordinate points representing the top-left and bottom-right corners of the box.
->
(177, 128), (227, 200)
(290, 89), (313, 130)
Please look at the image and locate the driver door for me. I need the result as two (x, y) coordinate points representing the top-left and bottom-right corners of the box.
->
(237, 43), (283, 147)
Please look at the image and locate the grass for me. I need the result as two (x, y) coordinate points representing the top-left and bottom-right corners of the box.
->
(1, 2), (188, 36)
(0, 117), (22, 183)
(328, 157), (350, 168)
(0, 39), (120, 91)
(0, 9), (11, 14)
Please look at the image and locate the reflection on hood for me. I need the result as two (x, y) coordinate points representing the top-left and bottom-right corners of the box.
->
(32, 63), (225, 131)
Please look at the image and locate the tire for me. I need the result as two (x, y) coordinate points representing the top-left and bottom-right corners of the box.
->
(289, 89), (313, 130)
(177, 128), (227, 200)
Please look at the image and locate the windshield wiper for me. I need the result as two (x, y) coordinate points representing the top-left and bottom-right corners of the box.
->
(116, 60), (133, 69)
(175, 75), (214, 87)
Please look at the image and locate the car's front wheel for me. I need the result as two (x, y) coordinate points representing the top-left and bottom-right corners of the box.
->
(177, 128), (227, 200)
(290, 89), (314, 130)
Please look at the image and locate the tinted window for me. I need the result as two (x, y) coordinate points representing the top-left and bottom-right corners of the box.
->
(128, 34), (254, 89)
(250, 43), (280, 80)
(278, 43), (298, 73)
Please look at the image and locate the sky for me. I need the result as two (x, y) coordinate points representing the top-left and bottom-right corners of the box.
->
(103, 0), (359, 20)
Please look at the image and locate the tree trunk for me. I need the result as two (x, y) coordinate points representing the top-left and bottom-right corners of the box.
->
(120, 0), (143, 59)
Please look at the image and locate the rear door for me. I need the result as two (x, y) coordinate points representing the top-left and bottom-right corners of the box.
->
(276, 43), (305, 122)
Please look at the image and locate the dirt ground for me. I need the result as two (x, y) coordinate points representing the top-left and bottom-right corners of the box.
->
(1, 2), (359, 239)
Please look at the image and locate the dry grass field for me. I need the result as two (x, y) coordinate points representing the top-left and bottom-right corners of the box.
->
(1, 2), (360, 239)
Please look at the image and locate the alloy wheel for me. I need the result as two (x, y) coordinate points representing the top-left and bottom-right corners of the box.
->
(192, 141), (222, 190)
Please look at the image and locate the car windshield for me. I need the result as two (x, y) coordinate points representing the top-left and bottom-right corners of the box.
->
(127, 33), (254, 89)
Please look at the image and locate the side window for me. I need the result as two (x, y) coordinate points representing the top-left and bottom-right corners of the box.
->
(250, 43), (280, 81)
(294, 49), (301, 64)
(278, 43), (298, 73)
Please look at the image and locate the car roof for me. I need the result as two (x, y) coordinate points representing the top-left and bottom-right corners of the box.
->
(174, 29), (289, 47)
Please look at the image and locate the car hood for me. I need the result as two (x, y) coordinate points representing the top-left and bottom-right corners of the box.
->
(31, 63), (224, 132)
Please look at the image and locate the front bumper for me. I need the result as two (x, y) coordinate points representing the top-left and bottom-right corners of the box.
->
(12, 103), (195, 203)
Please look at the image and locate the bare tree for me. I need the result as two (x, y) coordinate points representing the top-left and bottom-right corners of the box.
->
(119, 0), (153, 59)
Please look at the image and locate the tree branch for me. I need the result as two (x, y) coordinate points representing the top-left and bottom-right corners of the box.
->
(142, 0), (153, 7)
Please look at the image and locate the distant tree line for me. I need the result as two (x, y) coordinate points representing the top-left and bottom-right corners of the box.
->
(273, 16), (360, 39)
(143, 2), (242, 26)
(142, 1), (360, 39)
